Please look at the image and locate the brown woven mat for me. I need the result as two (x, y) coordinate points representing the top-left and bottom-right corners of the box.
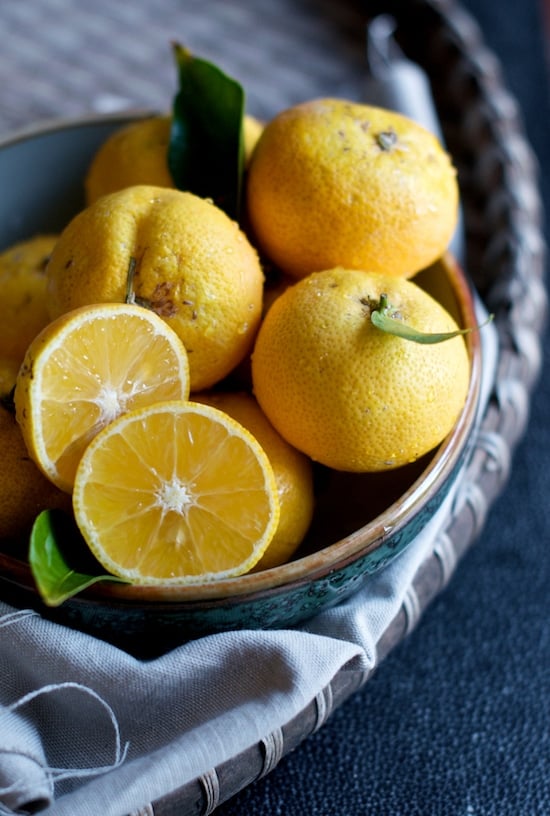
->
(0, 0), (368, 130)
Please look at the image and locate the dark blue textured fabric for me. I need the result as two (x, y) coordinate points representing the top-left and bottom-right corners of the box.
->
(215, 1), (550, 814)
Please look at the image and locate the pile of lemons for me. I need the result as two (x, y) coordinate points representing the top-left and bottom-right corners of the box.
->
(0, 96), (470, 587)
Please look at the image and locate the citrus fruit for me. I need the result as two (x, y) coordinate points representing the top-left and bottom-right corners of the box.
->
(14, 302), (190, 493)
(45, 185), (264, 392)
(0, 405), (71, 543)
(251, 267), (470, 472)
(72, 400), (280, 584)
(85, 113), (263, 204)
(0, 234), (58, 365)
(196, 390), (314, 569)
(85, 116), (174, 204)
(246, 98), (459, 279)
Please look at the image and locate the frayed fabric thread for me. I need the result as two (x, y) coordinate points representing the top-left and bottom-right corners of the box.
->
(0, 680), (130, 810)
(7, 681), (130, 781)
(0, 609), (39, 629)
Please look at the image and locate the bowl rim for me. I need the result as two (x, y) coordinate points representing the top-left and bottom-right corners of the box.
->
(0, 109), (159, 150)
(0, 113), (483, 607)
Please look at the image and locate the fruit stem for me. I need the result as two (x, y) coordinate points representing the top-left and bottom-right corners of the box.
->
(124, 257), (152, 310)
(371, 294), (493, 344)
(125, 257), (137, 304)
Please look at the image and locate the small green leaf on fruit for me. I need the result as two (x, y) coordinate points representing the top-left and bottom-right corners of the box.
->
(371, 294), (493, 343)
(29, 510), (128, 607)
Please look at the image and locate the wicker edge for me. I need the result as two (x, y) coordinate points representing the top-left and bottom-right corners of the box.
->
(129, 1), (546, 813)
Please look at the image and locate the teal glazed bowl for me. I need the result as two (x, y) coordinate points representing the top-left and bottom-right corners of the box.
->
(0, 114), (482, 656)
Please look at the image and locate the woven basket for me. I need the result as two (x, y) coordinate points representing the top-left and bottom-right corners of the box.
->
(0, 0), (545, 811)
(137, 1), (545, 813)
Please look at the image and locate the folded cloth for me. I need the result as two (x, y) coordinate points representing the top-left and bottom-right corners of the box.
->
(0, 301), (498, 816)
(0, 705), (53, 812)
(0, 488), (465, 816)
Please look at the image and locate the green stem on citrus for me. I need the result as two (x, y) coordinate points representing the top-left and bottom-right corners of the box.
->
(371, 293), (493, 344)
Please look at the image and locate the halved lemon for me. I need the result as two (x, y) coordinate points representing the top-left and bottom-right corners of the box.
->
(72, 400), (280, 584)
(14, 303), (190, 492)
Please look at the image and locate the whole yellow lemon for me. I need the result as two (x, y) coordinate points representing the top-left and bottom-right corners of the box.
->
(46, 185), (264, 392)
(85, 113), (264, 204)
(251, 267), (470, 472)
(246, 98), (458, 279)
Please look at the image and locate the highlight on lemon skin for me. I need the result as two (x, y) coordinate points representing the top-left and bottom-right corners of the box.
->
(72, 400), (280, 585)
(14, 302), (190, 493)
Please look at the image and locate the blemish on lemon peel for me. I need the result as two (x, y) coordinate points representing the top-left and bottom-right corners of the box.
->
(376, 129), (398, 151)
(125, 254), (179, 316)
(149, 282), (178, 318)
(182, 300), (198, 320)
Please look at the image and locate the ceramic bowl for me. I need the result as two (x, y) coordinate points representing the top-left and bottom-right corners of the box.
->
(0, 113), (483, 656)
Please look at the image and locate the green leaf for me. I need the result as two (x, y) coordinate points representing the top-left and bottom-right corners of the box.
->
(371, 294), (493, 343)
(29, 510), (128, 607)
(168, 43), (245, 220)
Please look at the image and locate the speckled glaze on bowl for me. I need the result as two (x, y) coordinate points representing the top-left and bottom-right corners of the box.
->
(0, 114), (482, 655)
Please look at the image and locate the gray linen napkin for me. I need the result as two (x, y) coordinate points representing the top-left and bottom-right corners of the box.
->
(364, 14), (446, 138)
(0, 704), (53, 813)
